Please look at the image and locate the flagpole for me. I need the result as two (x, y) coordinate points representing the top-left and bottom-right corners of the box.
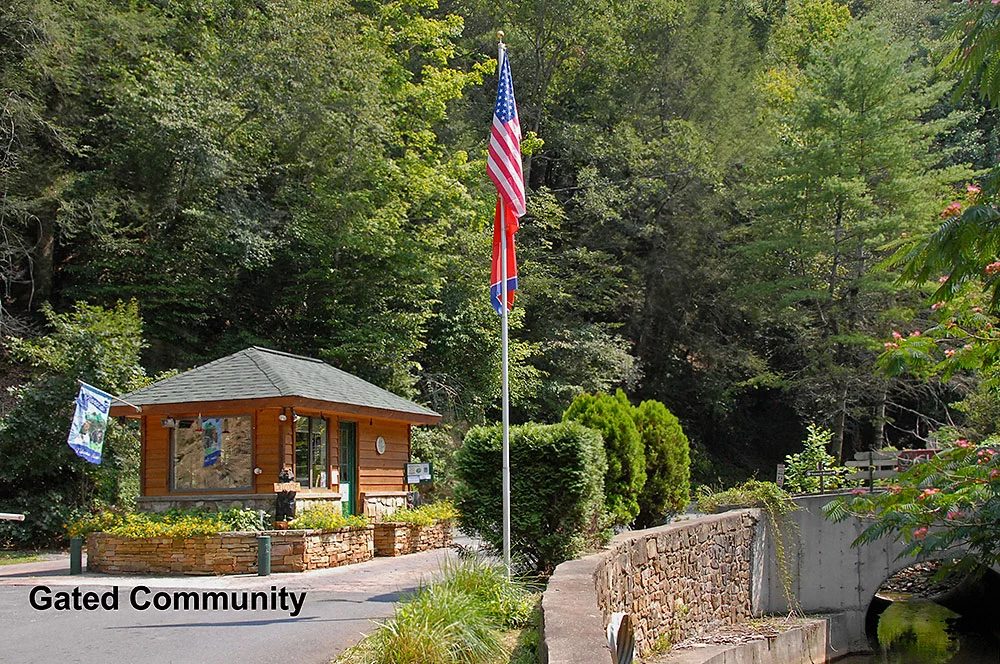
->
(498, 34), (512, 581)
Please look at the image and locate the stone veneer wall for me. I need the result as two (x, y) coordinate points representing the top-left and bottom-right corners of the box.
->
(87, 526), (374, 575)
(373, 520), (453, 557)
(544, 510), (760, 662)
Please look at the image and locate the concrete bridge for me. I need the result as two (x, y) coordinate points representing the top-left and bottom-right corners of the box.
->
(542, 493), (931, 663)
(755, 492), (921, 647)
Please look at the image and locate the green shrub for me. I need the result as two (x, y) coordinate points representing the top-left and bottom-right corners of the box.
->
(563, 390), (646, 526)
(67, 507), (264, 538)
(695, 480), (797, 515)
(289, 504), (368, 530)
(455, 422), (608, 574)
(783, 424), (849, 493)
(385, 501), (457, 526)
(634, 399), (691, 527)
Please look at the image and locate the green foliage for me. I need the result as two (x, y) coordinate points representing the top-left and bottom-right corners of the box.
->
(67, 508), (263, 538)
(695, 479), (798, 515)
(454, 422), (608, 573)
(782, 424), (849, 493)
(339, 559), (538, 664)
(563, 390), (646, 526)
(634, 399), (692, 527)
(0, 301), (150, 549)
(289, 504), (369, 531)
(409, 426), (460, 502)
(826, 438), (1000, 571)
(435, 557), (538, 629)
(383, 501), (457, 526)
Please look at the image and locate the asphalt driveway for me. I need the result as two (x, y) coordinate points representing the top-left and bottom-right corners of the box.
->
(0, 546), (461, 664)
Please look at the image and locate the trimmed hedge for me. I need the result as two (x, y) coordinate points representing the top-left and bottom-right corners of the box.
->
(455, 422), (608, 573)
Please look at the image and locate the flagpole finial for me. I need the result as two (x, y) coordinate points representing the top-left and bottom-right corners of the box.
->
(497, 30), (504, 43)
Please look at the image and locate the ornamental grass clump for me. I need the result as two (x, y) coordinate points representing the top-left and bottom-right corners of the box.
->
(288, 504), (368, 530)
(339, 558), (537, 664)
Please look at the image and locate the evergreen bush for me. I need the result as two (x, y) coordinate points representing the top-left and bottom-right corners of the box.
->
(563, 390), (646, 526)
(634, 399), (691, 527)
(454, 422), (608, 573)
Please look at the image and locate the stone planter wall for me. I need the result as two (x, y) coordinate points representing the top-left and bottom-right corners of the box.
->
(373, 520), (453, 557)
(86, 526), (374, 575)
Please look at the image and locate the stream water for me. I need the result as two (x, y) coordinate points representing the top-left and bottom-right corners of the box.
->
(837, 599), (1000, 664)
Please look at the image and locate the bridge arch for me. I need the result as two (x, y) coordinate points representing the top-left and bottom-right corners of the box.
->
(755, 493), (922, 651)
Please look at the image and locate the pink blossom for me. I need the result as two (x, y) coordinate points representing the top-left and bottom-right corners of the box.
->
(968, 184), (981, 195)
(986, 261), (1000, 276)
(914, 527), (928, 539)
(887, 485), (902, 494)
(956, 439), (971, 448)
(851, 488), (867, 496)
(932, 301), (946, 311)
(991, 469), (1000, 480)
(947, 511), (963, 520)
(973, 307), (984, 314)
(941, 201), (962, 218)
(939, 275), (950, 284)
(884, 342), (898, 350)
(965, 344), (974, 350)
(892, 331), (903, 340)
(945, 349), (957, 358)
(910, 330), (921, 337)
(902, 232), (909, 238)
(918, 488), (940, 500)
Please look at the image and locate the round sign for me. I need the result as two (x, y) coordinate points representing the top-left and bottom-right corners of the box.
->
(376, 436), (386, 455)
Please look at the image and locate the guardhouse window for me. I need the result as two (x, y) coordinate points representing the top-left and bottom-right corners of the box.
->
(295, 416), (328, 489)
(171, 415), (252, 491)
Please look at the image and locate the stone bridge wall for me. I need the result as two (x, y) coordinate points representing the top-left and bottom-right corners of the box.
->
(543, 510), (763, 662)
(543, 494), (911, 663)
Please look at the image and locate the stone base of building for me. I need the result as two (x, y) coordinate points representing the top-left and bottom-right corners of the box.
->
(86, 526), (374, 575)
(373, 520), (453, 557)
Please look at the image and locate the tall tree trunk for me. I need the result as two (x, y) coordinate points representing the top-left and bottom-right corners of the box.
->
(30, 212), (55, 308)
(831, 381), (848, 463)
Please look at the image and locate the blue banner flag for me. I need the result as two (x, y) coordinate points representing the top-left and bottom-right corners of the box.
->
(67, 382), (113, 465)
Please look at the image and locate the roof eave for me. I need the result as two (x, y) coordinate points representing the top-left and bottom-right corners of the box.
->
(109, 395), (441, 425)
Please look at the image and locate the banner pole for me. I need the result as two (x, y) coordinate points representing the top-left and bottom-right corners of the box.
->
(498, 36), (512, 581)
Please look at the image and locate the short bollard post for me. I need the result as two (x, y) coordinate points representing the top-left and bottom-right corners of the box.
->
(257, 535), (271, 576)
(70, 536), (83, 575)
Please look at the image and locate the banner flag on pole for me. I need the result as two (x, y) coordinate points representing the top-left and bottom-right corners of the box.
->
(491, 200), (519, 313)
(67, 382), (113, 465)
(488, 47), (524, 313)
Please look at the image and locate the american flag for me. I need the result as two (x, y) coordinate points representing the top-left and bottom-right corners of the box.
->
(488, 50), (525, 218)
(488, 48), (524, 314)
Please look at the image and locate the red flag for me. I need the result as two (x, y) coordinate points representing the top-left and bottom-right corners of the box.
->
(491, 200), (519, 313)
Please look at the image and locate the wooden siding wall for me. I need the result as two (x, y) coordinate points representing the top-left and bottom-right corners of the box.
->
(358, 419), (409, 495)
(142, 407), (411, 498)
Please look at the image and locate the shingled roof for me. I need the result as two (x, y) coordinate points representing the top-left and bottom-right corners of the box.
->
(117, 347), (439, 421)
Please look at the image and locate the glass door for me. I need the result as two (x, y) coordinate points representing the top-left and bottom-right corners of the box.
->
(339, 421), (357, 515)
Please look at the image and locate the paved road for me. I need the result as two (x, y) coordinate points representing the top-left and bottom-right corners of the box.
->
(0, 547), (460, 664)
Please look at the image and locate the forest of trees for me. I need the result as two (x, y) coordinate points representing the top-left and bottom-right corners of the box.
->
(3, 0), (999, 484)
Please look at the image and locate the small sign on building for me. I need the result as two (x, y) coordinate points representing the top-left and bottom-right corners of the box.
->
(776, 463), (785, 488)
(406, 462), (433, 485)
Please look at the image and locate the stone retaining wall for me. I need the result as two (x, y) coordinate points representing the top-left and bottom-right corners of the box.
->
(86, 526), (374, 575)
(373, 520), (453, 557)
(543, 510), (762, 663)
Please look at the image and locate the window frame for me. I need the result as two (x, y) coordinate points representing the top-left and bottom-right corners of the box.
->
(294, 415), (330, 490)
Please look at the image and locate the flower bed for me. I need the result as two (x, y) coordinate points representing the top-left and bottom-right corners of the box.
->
(86, 526), (374, 575)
